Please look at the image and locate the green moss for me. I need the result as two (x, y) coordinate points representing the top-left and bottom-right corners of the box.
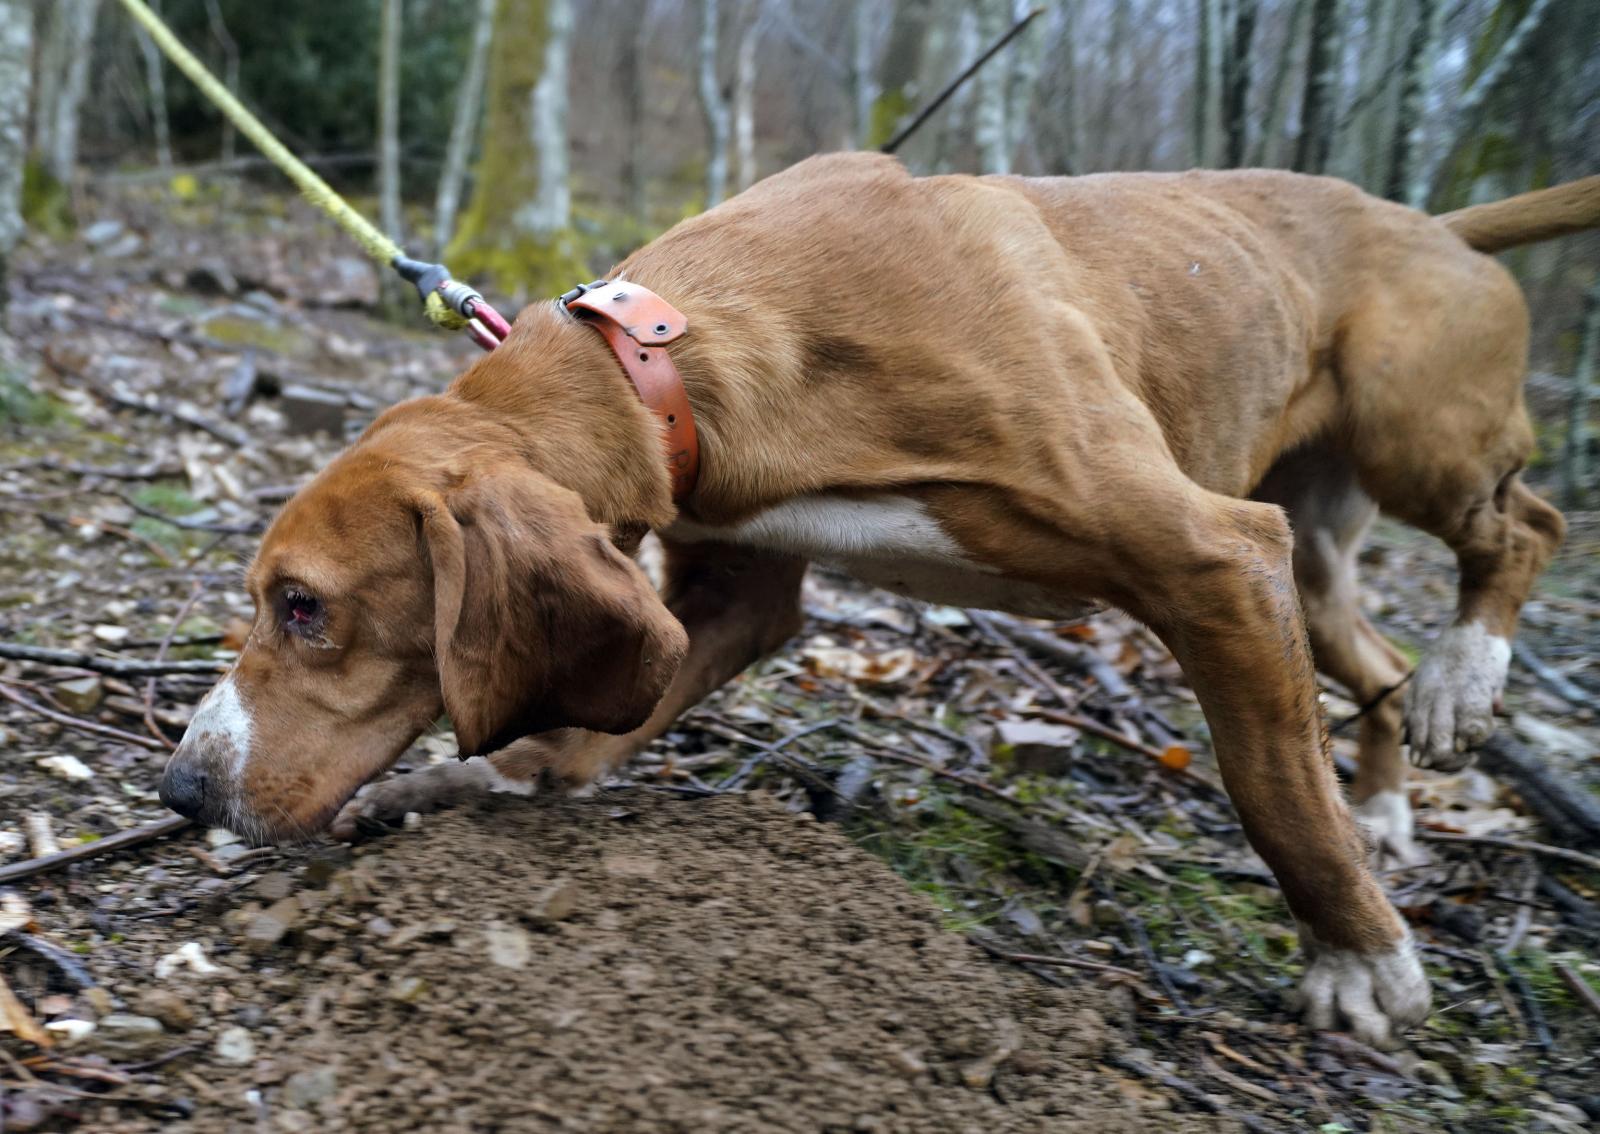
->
(22, 160), (73, 237)
(0, 365), (73, 427)
(133, 483), (203, 516)
(199, 314), (311, 355)
(444, 228), (590, 302)
(867, 88), (913, 150)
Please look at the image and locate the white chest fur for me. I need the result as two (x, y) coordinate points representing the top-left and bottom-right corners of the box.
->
(666, 494), (1093, 620)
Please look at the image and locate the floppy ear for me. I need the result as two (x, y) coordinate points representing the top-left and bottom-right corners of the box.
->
(421, 464), (687, 757)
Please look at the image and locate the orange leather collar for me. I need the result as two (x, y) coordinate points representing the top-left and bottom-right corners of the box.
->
(560, 280), (699, 503)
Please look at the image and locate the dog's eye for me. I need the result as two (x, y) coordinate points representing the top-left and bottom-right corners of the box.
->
(282, 588), (323, 633)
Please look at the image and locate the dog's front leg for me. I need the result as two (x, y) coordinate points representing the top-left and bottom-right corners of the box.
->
(331, 544), (807, 837)
(1128, 495), (1429, 1048)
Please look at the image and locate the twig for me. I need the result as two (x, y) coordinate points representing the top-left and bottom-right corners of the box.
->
(143, 582), (206, 748)
(1028, 706), (1189, 769)
(1494, 950), (1554, 1050)
(0, 681), (173, 752)
(4, 932), (99, 990)
(1105, 1054), (1274, 1134)
(968, 934), (1142, 980)
(881, 7), (1046, 155)
(712, 716), (844, 791)
(0, 815), (192, 886)
(1418, 830), (1600, 874)
(0, 642), (224, 676)
(7, 457), (182, 480)
(113, 492), (262, 535)
(1554, 962), (1600, 1020)
(1512, 642), (1593, 708)
(837, 724), (1016, 801)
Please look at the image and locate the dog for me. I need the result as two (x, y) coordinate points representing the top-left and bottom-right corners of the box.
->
(159, 154), (1597, 1047)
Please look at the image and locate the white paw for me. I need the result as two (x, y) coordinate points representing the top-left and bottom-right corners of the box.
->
(1296, 930), (1430, 1049)
(1405, 623), (1509, 772)
(1353, 791), (1427, 869)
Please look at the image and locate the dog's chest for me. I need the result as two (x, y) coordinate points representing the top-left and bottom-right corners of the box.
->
(666, 495), (1094, 620)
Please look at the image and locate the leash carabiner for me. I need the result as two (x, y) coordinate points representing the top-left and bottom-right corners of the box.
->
(392, 256), (513, 352)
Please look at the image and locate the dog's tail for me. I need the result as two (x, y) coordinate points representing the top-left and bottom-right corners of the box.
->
(1438, 175), (1600, 254)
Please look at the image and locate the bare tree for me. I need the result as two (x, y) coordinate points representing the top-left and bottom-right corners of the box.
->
(1193, 0), (1221, 165)
(1251, 0), (1308, 166)
(1566, 275), (1600, 507)
(1385, 0), (1438, 204)
(449, 0), (578, 296)
(203, 0), (240, 163)
(1221, 0), (1259, 167)
(35, 0), (101, 185)
(698, 0), (730, 206)
(0, 0), (30, 310)
(972, 0), (1009, 173)
(435, 0), (496, 255)
(378, 0), (402, 245)
(1004, 0), (1049, 165)
(621, 0), (651, 226)
(851, 2), (876, 148)
(134, 0), (171, 171)
(1292, 0), (1341, 173)
(870, 0), (935, 149)
(1417, 0), (1558, 205)
(734, 4), (763, 191)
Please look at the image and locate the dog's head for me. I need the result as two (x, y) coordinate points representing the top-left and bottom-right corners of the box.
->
(158, 400), (686, 842)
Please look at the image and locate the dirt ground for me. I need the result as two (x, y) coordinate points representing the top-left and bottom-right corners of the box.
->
(5, 791), (1243, 1134)
(2, 184), (1598, 1133)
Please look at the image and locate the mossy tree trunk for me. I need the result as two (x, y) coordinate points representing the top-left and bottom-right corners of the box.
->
(447, 0), (581, 300)
(434, 0), (496, 256)
(1292, 0), (1341, 174)
(971, 0), (1009, 173)
(1221, 0), (1258, 168)
(867, 0), (933, 150)
(698, 0), (730, 207)
(35, 0), (100, 186)
(0, 0), (30, 313)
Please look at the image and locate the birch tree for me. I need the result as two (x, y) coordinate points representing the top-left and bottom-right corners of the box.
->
(1385, 0), (1438, 203)
(1193, 0), (1221, 165)
(622, 1), (650, 226)
(1004, 0), (1049, 164)
(135, 1), (172, 172)
(434, 0), (496, 255)
(869, 0), (934, 149)
(972, 0), (1010, 173)
(449, 0), (580, 297)
(378, 0), (402, 245)
(203, 0), (240, 163)
(0, 0), (30, 309)
(34, 0), (101, 185)
(1250, 0), (1308, 165)
(1292, 0), (1341, 173)
(851, 3), (876, 149)
(698, 0), (730, 206)
(1221, 0), (1259, 167)
(734, 6), (762, 191)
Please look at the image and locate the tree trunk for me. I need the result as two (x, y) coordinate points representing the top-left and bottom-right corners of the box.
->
(378, 0), (402, 245)
(1194, 0), (1220, 166)
(971, 0), (1009, 173)
(1385, 0), (1437, 204)
(1250, 0), (1308, 165)
(1565, 275), (1600, 508)
(1222, 0), (1258, 167)
(851, 2), (876, 149)
(623, 1), (650, 226)
(698, 0), (730, 207)
(0, 0), (30, 311)
(135, 0), (171, 172)
(1355, 0), (1400, 186)
(734, 7), (760, 190)
(203, 0), (239, 163)
(1292, 0), (1340, 173)
(448, 0), (580, 298)
(869, 0), (933, 149)
(1418, 0), (1558, 205)
(435, 0), (495, 255)
(1004, 0), (1049, 165)
(35, 0), (100, 185)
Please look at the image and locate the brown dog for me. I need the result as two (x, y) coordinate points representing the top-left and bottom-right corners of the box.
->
(160, 155), (1597, 1046)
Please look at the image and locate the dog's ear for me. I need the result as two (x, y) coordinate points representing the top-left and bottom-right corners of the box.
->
(420, 464), (687, 757)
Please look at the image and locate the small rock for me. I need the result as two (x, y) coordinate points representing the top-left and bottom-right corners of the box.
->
(43, 1018), (96, 1044)
(302, 848), (350, 887)
(992, 719), (1081, 776)
(91, 623), (130, 643)
(888, 1047), (928, 1079)
(156, 941), (222, 980)
(283, 1066), (339, 1108)
(388, 975), (428, 1003)
(365, 916), (394, 938)
(94, 1013), (167, 1055)
(187, 258), (239, 296)
(214, 1026), (255, 1064)
(0, 830), (23, 858)
(84, 987), (114, 1017)
(253, 872), (294, 902)
(37, 755), (93, 782)
(244, 897), (300, 953)
(207, 828), (241, 849)
(278, 384), (347, 436)
(53, 676), (104, 713)
(82, 219), (126, 247)
(523, 880), (579, 927)
(136, 989), (196, 1031)
(1004, 906), (1044, 938)
(484, 921), (532, 969)
(210, 842), (250, 867)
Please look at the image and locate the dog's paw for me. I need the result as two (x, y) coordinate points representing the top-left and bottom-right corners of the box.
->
(1296, 931), (1430, 1049)
(1353, 791), (1428, 869)
(328, 759), (533, 841)
(1405, 622), (1509, 772)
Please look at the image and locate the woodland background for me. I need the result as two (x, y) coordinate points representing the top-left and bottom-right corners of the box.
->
(0, 0), (1597, 500)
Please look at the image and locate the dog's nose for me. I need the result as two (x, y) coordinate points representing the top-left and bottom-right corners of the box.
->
(159, 761), (208, 820)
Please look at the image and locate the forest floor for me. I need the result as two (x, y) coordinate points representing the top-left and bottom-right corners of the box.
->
(0, 185), (1597, 1133)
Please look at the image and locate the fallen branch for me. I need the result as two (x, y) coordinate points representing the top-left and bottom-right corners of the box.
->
(143, 582), (206, 748)
(1028, 706), (1191, 770)
(0, 642), (224, 676)
(1475, 732), (1600, 847)
(968, 934), (1142, 980)
(1554, 961), (1600, 1020)
(1417, 830), (1600, 874)
(0, 815), (192, 886)
(0, 681), (171, 752)
(1512, 642), (1593, 708)
(1106, 1054), (1274, 1134)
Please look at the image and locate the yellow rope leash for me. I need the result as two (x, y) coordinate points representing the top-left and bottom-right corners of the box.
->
(114, 0), (470, 332)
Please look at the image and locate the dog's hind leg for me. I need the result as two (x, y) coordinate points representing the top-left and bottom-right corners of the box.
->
(1255, 449), (1418, 865)
(1339, 262), (1566, 771)
(330, 543), (807, 837)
